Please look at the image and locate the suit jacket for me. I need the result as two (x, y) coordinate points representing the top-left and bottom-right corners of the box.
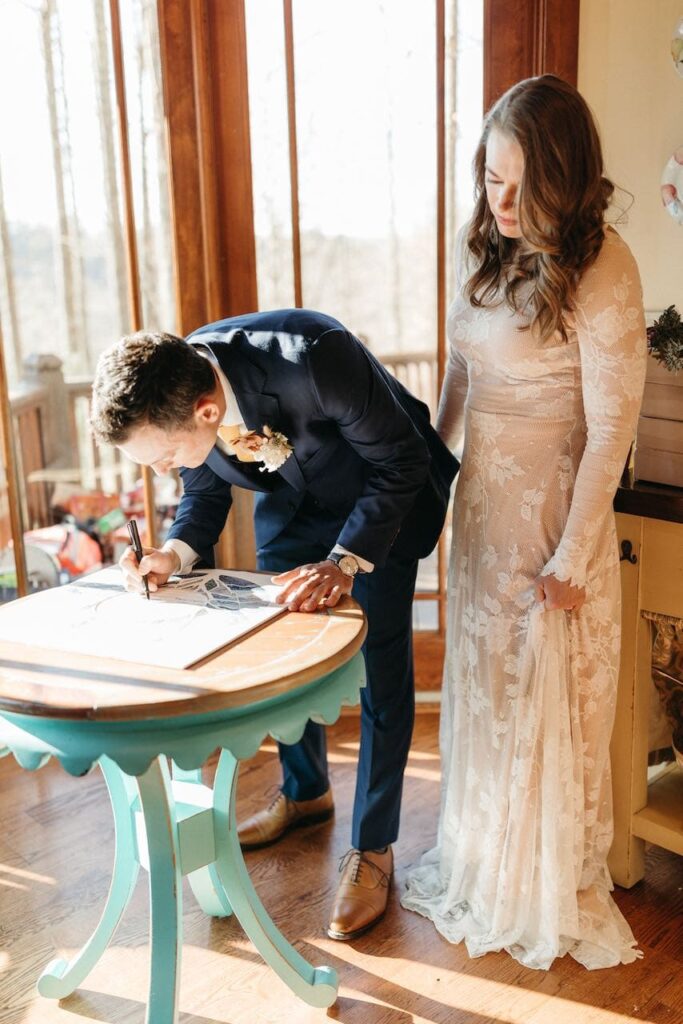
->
(167, 309), (459, 568)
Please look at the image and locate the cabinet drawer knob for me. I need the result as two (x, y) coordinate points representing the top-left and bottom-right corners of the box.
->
(620, 539), (638, 564)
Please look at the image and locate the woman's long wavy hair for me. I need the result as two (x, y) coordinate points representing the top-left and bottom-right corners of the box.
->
(465, 75), (614, 343)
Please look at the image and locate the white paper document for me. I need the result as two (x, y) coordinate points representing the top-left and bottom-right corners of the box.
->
(0, 567), (286, 670)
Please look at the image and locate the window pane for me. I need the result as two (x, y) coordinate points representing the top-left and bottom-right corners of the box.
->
(0, 0), (175, 602)
(245, 0), (483, 612)
(293, 0), (438, 360)
(245, 0), (295, 310)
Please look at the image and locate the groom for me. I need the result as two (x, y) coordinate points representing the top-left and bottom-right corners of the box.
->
(90, 308), (458, 940)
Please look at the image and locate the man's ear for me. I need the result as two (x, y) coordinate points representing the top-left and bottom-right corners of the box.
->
(194, 394), (222, 425)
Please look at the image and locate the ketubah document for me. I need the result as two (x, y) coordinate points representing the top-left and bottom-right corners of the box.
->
(0, 567), (287, 670)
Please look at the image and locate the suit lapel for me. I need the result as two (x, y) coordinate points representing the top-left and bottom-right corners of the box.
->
(196, 334), (306, 491)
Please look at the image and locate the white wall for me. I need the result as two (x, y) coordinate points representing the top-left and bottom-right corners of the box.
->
(578, 0), (683, 311)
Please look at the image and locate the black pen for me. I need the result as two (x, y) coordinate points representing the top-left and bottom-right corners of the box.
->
(127, 518), (150, 600)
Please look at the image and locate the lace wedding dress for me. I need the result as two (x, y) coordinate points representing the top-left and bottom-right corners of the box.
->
(402, 228), (647, 970)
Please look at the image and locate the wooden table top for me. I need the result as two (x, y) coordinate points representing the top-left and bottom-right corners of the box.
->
(0, 582), (366, 722)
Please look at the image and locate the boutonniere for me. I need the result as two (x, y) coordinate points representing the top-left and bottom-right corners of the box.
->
(229, 424), (293, 472)
(256, 424), (293, 472)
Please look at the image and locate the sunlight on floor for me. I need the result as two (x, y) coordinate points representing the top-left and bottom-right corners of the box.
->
(327, 751), (363, 764)
(0, 877), (27, 890)
(315, 943), (656, 1024)
(0, 863), (56, 885)
(403, 764), (441, 781)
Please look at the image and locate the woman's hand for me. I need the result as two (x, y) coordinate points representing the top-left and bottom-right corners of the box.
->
(533, 572), (586, 612)
(119, 546), (181, 594)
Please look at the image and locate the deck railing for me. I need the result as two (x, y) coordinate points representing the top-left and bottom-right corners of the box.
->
(2, 358), (135, 547)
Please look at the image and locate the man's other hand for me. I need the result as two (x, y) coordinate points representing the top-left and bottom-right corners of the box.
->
(272, 560), (353, 612)
(119, 546), (181, 595)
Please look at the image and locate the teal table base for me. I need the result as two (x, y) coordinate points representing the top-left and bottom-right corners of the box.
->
(0, 654), (366, 1023)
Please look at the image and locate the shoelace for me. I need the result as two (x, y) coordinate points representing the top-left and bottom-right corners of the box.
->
(338, 849), (390, 888)
(264, 783), (285, 812)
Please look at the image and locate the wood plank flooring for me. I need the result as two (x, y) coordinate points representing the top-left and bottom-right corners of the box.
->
(0, 714), (681, 1024)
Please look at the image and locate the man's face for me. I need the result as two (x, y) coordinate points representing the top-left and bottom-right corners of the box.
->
(119, 400), (221, 475)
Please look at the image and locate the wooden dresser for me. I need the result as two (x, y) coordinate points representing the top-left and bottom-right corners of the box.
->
(610, 476), (683, 887)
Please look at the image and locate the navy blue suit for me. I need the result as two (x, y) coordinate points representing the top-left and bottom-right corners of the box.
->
(167, 309), (458, 849)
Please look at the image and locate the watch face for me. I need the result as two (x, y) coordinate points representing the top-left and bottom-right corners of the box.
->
(338, 555), (359, 577)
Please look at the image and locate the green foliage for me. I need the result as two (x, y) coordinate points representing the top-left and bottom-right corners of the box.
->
(647, 305), (683, 373)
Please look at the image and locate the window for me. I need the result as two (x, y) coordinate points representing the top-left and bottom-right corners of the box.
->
(246, 0), (483, 628)
(0, 0), (173, 600)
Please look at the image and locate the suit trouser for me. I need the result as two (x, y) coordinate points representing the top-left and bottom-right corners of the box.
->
(256, 495), (418, 851)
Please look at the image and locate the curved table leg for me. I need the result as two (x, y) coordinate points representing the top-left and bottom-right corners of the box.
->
(38, 756), (140, 999)
(136, 757), (183, 1024)
(212, 751), (338, 1009)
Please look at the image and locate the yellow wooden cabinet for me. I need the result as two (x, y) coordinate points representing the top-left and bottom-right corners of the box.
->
(610, 508), (683, 887)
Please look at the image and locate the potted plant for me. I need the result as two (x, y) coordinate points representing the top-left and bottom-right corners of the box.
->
(634, 305), (683, 487)
(647, 305), (683, 374)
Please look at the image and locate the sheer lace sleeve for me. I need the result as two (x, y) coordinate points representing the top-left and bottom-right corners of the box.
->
(541, 229), (647, 588)
(436, 227), (470, 456)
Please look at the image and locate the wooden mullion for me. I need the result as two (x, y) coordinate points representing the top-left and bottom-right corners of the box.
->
(483, 0), (580, 111)
(190, 0), (222, 320)
(0, 319), (28, 597)
(156, 0), (207, 333)
(203, 0), (258, 317)
(109, 0), (157, 547)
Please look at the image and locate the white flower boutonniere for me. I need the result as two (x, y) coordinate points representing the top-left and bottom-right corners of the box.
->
(224, 424), (293, 471)
(254, 424), (293, 472)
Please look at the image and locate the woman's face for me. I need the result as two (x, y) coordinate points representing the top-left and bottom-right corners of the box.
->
(485, 128), (524, 239)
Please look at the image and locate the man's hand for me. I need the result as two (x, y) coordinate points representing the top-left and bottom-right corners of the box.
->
(272, 560), (353, 612)
(533, 572), (586, 612)
(119, 546), (181, 595)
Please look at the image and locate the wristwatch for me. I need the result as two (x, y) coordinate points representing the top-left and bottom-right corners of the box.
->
(326, 551), (361, 577)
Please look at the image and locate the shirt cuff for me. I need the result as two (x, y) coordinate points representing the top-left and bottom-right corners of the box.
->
(162, 539), (199, 574)
(331, 544), (374, 574)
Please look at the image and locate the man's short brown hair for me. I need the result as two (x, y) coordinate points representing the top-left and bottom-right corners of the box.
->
(90, 331), (216, 444)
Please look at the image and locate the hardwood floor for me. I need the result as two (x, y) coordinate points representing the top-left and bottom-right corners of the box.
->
(0, 713), (681, 1024)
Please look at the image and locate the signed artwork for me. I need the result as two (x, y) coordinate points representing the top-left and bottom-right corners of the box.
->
(0, 568), (286, 669)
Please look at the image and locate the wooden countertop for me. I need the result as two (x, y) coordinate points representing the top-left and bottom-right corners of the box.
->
(615, 471), (683, 525)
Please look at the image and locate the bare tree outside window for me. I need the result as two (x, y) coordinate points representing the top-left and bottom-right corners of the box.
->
(40, 0), (90, 373)
(92, 0), (128, 340)
(0, 159), (22, 378)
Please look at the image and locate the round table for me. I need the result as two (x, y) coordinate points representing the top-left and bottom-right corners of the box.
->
(0, 588), (366, 1023)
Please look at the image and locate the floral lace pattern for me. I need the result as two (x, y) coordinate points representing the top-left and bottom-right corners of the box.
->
(401, 229), (647, 970)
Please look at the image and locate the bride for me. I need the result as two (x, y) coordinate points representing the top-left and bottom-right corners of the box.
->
(402, 75), (646, 970)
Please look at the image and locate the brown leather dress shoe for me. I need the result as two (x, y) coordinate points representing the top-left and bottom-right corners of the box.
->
(237, 788), (334, 849)
(328, 846), (393, 940)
